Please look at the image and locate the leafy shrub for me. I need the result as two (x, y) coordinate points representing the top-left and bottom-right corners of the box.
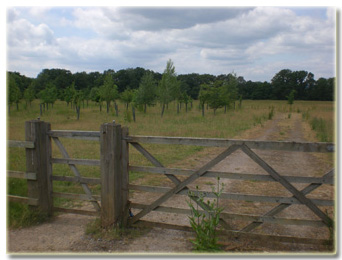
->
(187, 178), (224, 252)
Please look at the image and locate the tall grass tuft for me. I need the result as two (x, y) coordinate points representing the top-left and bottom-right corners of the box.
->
(310, 117), (330, 142)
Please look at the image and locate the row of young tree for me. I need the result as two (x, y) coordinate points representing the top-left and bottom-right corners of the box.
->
(7, 62), (335, 117)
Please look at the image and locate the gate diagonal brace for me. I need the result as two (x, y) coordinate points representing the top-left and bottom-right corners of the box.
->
(129, 144), (241, 225)
(240, 144), (333, 227)
(241, 169), (334, 232)
(130, 142), (232, 230)
(52, 137), (101, 212)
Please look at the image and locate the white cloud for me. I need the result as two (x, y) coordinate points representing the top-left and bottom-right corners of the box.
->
(6, 6), (336, 81)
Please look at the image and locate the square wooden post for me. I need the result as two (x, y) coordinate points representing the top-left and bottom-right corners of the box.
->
(25, 120), (53, 216)
(100, 122), (127, 227)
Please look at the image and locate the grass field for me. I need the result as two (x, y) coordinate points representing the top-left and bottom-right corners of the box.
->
(7, 99), (335, 228)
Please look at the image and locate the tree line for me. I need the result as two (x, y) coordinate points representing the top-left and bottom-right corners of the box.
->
(7, 61), (335, 118)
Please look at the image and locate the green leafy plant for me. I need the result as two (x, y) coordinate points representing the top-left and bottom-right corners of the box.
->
(187, 178), (225, 252)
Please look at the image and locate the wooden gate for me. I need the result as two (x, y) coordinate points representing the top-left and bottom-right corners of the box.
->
(125, 135), (335, 245)
(7, 120), (335, 246)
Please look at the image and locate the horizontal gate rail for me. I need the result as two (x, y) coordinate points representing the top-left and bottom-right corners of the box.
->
(7, 170), (37, 180)
(51, 158), (100, 166)
(8, 195), (39, 206)
(131, 203), (326, 227)
(8, 140), (35, 148)
(129, 165), (334, 184)
(48, 130), (100, 141)
(125, 135), (334, 153)
(134, 220), (332, 246)
(129, 184), (333, 206)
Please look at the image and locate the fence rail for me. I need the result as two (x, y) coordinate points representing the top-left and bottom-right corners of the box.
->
(8, 140), (35, 148)
(126, 135), (334, 152)
(47, 130), (100, 141)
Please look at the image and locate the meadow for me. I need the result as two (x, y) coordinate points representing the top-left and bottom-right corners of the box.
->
(7, 99), (335, 227)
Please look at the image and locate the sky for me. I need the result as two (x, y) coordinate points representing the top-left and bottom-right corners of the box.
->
(6, 6), (337, 82)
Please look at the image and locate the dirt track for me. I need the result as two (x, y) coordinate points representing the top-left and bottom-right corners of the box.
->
(7, 112), (335, 254)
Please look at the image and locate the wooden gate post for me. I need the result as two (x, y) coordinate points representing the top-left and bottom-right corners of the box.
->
(25, 119), (53, 216)
(100, 122), (128, 227)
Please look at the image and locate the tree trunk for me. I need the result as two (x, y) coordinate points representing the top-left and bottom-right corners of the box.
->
(177, 103), (179, 114)
(40, 104), (42, 116)
(46, 103), (49, 111)
(202, 104), (204, 117)
(224, 105), (227, 114)
(106, 102), (110, 113)
(115, 103), (118, 116)
(76, 106), (80, 120)
(132, 105), (136, 122)
(126, 103), (129, 110)
(161, 103), (165, 117)
(144, 104), (147, 113)
(16, 102), (19, 111)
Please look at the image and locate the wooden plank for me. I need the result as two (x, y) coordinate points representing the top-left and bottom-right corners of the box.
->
(8, 140), (35, 148)
(240, 169), (334, 233)
(129, 165), (334, 184)
(53, 207), (100, 216)
(128, 184), (333, 206)
(134, 220), (332, 245)
(52, 175), (101, 184)
(7, 170), (37, 180)
(8, 195), (39, 206)
(26, 120), (53, 216)
(52, 192), (100, 201)
(52, 137), (101, 212)
(121, 127), (130, 226)
(240, 144), (333, 227)
(48, 130), (100, 141)
(51, 158), (100, 166)
(126, 135), (334, 153)
(131, 203), (325, 227)
(100, 123), (124, 227)
(129, 144), (241, 224)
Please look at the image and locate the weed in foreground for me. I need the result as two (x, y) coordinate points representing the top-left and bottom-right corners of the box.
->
(187, 178), (225, 252)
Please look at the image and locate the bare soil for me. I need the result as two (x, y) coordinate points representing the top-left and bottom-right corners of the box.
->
(7, 112), (335, 255)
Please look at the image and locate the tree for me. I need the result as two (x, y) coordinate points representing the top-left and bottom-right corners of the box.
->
(207, 81), (226, 115)
(99, 74), (119, 113)
(221, 73), (238, 111)
(157, 59), (180, 117)
(38, 83), (57, 110)
(23, 82), (35, 107)
(64, 82), (76, 107)
(198, 84), (211, 117)
(73, 90), (83, 120)
(120, 88), (135, 110)
(287, 89), (296, 105)
(135, 72), (157, 113)
(8, 76), (22, 111)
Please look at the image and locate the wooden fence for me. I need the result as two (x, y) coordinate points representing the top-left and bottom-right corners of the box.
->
(7, 120), (335, 246)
